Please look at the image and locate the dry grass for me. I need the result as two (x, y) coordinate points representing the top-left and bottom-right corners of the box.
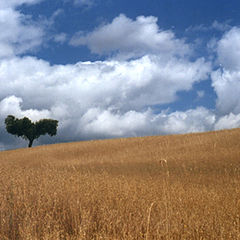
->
(0, 129), (240, 239)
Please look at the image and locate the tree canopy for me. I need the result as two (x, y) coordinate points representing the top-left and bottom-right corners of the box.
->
(5, 115), (58, 147)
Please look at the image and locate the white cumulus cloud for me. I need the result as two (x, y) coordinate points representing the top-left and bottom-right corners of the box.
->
(0, 96), (51, 121)
(0, 0), (42, 8)
(211, 27), (240, 118)
(0, 94), (216, 149)
(80, 107), (216, 139)
(70, 14), (191, 59)
(217, 27), (240, 71)
(0, 55), (211, 112)
(215, 112), (240, 130)
(0, 3), (45, 59)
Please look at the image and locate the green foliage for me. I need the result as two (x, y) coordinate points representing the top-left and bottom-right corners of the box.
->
(5, 115), (58, 147)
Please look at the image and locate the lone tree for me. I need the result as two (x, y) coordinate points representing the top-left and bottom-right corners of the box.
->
(5, 115), (58, 148)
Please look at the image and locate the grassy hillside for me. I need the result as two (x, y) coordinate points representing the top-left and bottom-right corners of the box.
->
(0, 129), (240, 239)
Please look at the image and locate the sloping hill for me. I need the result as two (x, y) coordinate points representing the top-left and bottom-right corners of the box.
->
(0, 129), (240, 239)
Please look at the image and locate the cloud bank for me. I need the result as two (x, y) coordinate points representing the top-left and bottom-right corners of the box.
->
(211, 27), (240, 130)
(0, 53), (211, 149)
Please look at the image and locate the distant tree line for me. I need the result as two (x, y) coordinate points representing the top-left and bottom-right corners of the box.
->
(5, 115), (58, 148)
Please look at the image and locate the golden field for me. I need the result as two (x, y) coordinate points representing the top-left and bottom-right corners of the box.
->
(0, 129), (240, 239)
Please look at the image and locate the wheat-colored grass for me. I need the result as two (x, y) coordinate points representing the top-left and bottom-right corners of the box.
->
(0, 129), (240, 239)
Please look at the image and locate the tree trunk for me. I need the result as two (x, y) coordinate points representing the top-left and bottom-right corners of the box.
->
(28, 139), (34, 148)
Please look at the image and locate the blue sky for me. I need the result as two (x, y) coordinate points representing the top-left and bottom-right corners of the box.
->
(1, 0), (240, 150)
(21, 0), (240, 64)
